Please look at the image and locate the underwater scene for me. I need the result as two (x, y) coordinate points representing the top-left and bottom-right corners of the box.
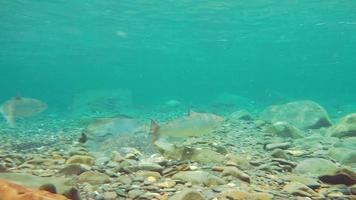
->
(0, 0), (356, 199)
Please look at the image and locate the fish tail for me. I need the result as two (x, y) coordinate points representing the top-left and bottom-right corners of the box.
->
(0, 106), (15, 128)
(150, 119), (160, 143)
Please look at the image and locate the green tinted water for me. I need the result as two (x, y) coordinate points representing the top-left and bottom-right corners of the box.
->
(1, 0), (355, 109)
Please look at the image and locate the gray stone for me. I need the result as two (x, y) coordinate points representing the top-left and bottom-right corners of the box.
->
(170, 189), (207, 200)
(328, 147), (356, 167)
(328, 113), (356, 138)
(294, 158), (338, 176)
(266, 121), (304, 138)
(260, 100), (332, 130)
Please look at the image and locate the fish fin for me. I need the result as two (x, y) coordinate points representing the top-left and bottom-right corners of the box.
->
(150, 119), (160, 143)
(0, 107), (16, 128)
(6, 115), (16, 128)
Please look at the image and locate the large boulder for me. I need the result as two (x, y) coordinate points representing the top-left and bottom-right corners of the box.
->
(327, 113), (356, 138)
(260, 100), (332, 130)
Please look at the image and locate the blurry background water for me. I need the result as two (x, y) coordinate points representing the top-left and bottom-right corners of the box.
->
(0, 0), (355, 112)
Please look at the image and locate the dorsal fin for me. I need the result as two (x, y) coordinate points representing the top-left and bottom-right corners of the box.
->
(150, 119), (160, 143)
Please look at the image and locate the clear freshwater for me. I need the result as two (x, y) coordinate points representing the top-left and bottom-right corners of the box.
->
(1, 0), (355, 110)
(0, 1), (356, 199)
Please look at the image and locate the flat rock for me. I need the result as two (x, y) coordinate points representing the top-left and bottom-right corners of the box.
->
(265, 142), (290, 151)
(294, 158), (338, 176)
(260, 100), (332, 130)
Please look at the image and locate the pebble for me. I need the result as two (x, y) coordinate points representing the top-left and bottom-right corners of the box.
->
(265, 142), (291, 151)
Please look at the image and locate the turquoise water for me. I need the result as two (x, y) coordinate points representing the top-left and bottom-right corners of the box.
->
(1, 2), (356, 199)
(0, 0), (356, 110)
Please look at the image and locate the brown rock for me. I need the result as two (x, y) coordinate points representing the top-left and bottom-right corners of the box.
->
(0, 179), (70, 200)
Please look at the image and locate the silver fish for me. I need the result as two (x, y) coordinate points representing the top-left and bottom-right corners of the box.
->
(0, 96), (47, 127)
(150, 110), (224, 142)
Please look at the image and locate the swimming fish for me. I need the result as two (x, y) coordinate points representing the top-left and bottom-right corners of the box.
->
(0, 96), (48, 127)
(150, 110), (224, 143)
(81, 115), (142, 152)
(82, 115), (141, 140)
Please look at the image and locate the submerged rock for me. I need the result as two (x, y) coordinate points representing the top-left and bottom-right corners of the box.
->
(319, 167), (356, 186)
(170, 189), (206, 200)
(0, 179), (70, 200)
(229, 110), (253, 121)
(283, 181), (317, 198)
(260, 100), (332, 130)
(66, 155), (94, 166)
(59, 164), (89, 176)
(218, 189), (273, 200)
(294, 158), (338, 176)
(0, 173), (76, 198)
(265, 121), (304, 138)
(172, 171), (225, 187)
(221, 166), (250, 183)
(189, 148), (225, 164)
(328, 113), (356, 138)
(265, 142), (290, 151)
(328, 147), (356, 167)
